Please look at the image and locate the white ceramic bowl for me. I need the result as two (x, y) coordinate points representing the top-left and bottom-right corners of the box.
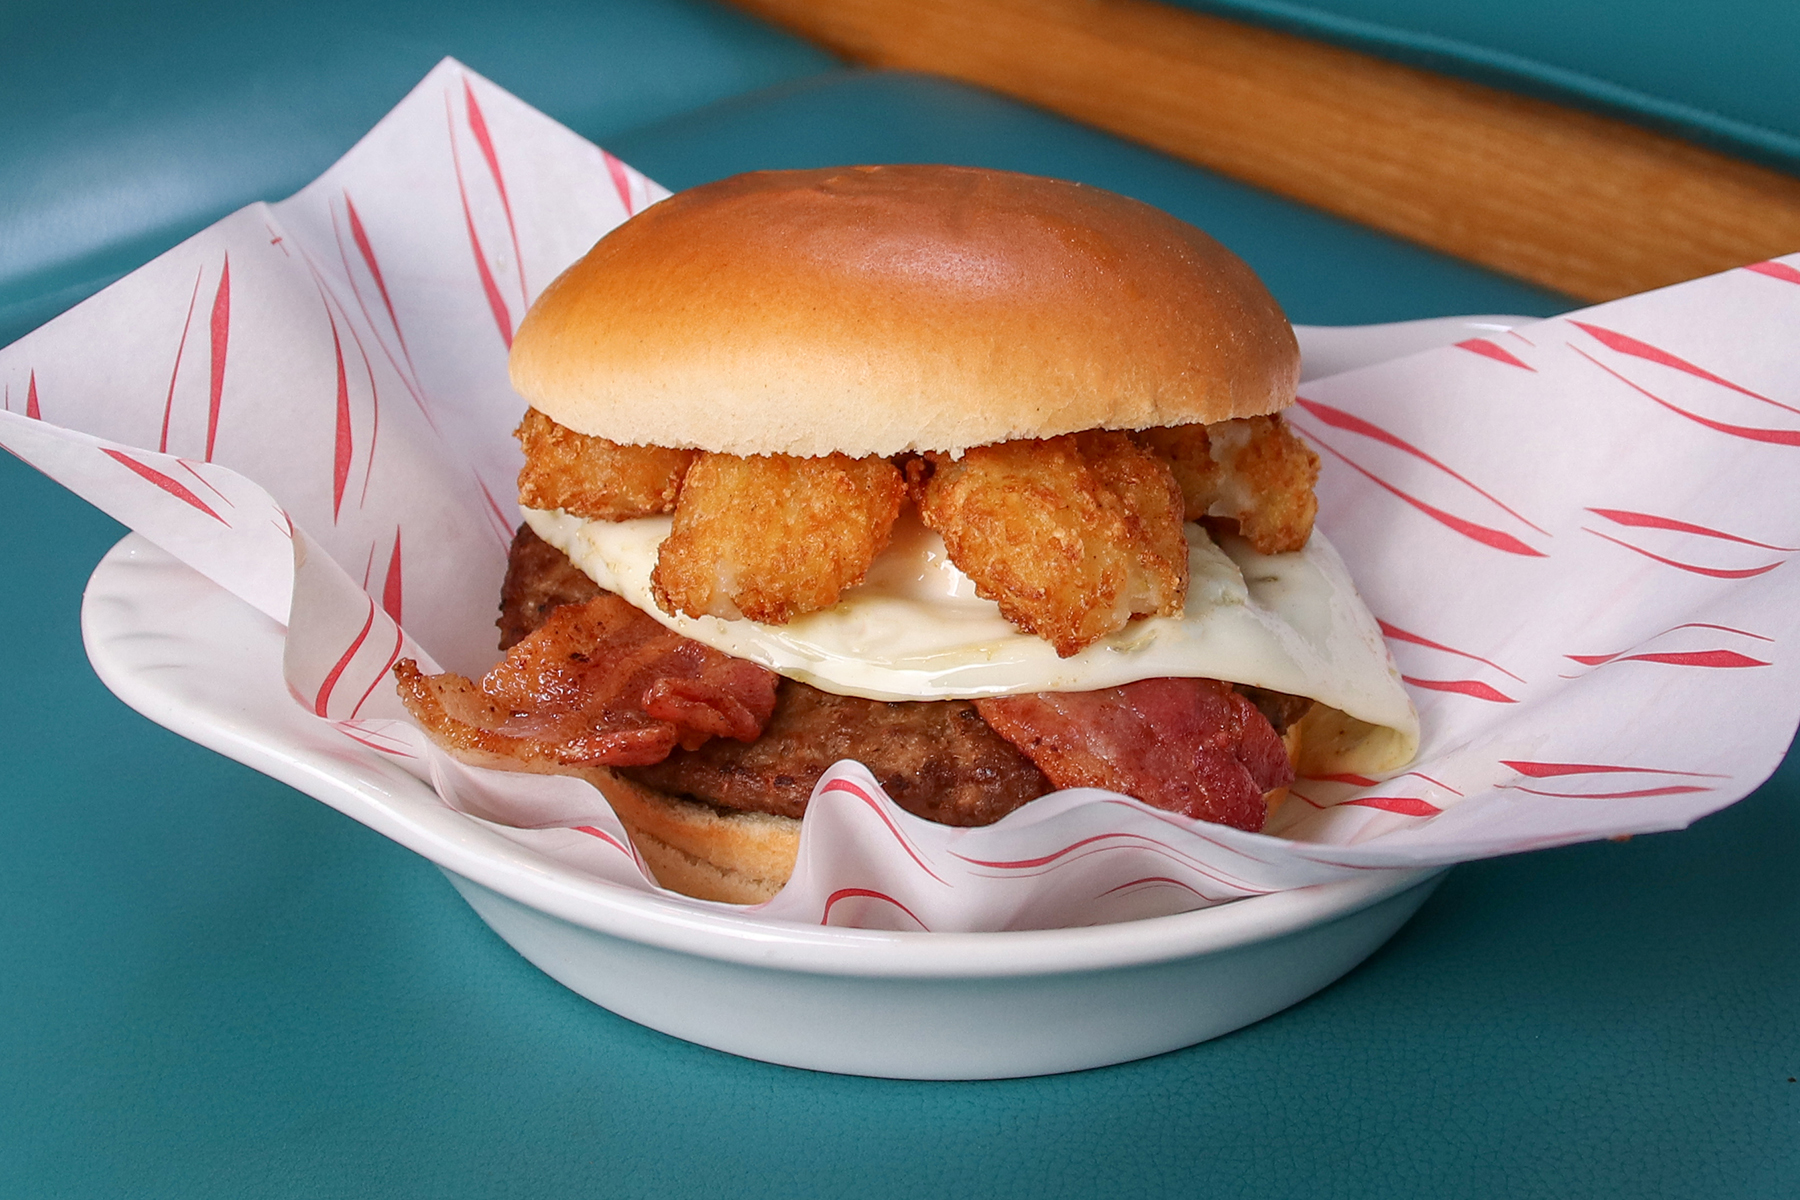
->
(78, 317), (1521, 1078)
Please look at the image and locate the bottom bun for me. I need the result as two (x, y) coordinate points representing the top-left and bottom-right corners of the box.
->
(590, 768), (800, 904)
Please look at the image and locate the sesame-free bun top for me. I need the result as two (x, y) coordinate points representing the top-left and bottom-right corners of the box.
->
(510, 165), (1300, 458)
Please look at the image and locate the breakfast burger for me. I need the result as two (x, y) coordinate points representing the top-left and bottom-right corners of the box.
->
(395, 164), (1419, 903)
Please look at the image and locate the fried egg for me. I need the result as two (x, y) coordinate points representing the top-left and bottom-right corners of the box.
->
(523, 506), (1418, 770)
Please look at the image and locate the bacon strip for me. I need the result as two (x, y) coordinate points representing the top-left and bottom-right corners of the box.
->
(396, 592), (778, 769)
(975, 678), (1292, 831)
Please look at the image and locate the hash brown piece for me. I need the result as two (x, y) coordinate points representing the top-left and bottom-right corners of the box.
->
(651, 450), (906, 625)
(912, 433), (1188, 657)
(1134, 415), (1319, 554)
(515, 408), (696, 521)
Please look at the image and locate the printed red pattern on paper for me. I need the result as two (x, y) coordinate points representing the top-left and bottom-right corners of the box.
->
(1586, 508), (1799, 552)
(1379, 619), (1526, 683)
(1296, 420), (1547, 556)
(1294, 397), (1548, 535)
(1568, 648), (1769, 669)
(821, 888), (928, 929)
(603, 150), (637, 217)
(1571, 321), (1798, 414)
(446, 93), (514, 348)
(206, 257), (230, 460)
(1339, 795), (1443, 816)
(1575, 348), (1800, 447)
(1503, 784), (1713, 800)
(101, 448), (228, 524)
(1500, 760), (1726, 779)
(313, 597), (377, 717)
(571, 824), (634, 857)
(327, 306), (352, 520)
(382, 529), (403, 624)
(463, 78), (528, 307)
(1583, 527), (1785, 579)
(1745, 260), (1800, 286)
(1096, 876), (1211, 901)
(159, 270), (204, 452)
(816, 778), (949, 884)
(1455, 338), (1534, 371)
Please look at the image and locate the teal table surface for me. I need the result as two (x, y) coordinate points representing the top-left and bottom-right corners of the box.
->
(3, 3), (1798, 1197)
(0, 0), (836, 350)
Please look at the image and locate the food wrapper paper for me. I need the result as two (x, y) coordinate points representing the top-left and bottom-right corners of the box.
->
(6, 61), (1799, 931)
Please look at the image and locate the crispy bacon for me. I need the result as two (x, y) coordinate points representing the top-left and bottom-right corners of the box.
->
(975, 678), (1292, 830)
(396, 592), (778, 769)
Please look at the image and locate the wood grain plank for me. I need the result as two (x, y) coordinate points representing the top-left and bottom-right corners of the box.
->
(729, 0), (1800, 301)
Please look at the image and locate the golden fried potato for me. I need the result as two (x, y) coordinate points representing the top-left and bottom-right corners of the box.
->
(515, 408), (696, 520)
(1224, 415), (1321, 554)
(1074, 431), (1189, 617)
(1131, 423), (1221, 521)
(1135, 415), (1319, 554)
(652, 452), (906, 625)
(915, 432), (1187, 657)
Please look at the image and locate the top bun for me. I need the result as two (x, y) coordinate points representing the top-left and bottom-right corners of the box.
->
(510, 165), (1300, 458)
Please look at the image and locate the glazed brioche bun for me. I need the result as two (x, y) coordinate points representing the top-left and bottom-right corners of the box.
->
(509, 164), (1300, 458)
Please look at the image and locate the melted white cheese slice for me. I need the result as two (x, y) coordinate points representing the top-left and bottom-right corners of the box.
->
(524, 506), (1419, 763)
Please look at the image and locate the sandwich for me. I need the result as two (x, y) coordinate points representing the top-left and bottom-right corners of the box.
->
(395, 164), (1419, 903)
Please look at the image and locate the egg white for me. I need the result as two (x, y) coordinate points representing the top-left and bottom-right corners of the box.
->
(523, 505), (1419, 766)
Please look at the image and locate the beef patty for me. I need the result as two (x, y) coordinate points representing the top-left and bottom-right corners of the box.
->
(498, 525), (1051, 825)
(624, 681), (1050, 825)
(497, 524), (604, 650)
